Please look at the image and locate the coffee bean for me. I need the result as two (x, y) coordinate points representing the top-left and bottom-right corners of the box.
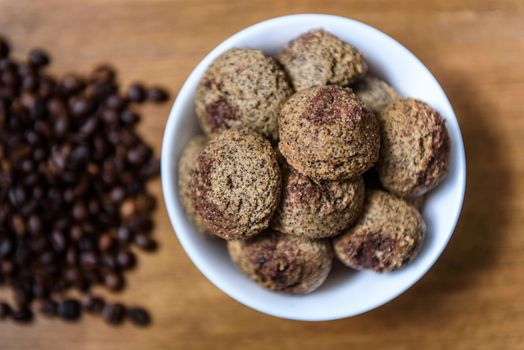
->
(0, 36), (10, 58)
(0, 238), (12, 257)
(146, 87), (169, 102)
(29, 49), (50, 68)
(117, 250), (135, 269)
(11, 214), (26, 236)
(11, 306), (33, 323)
(102, 303), (125, 325)
(61, 74), (85, 93)
(127, 145), (150, 164)
(120, 110), (140, 124)
(0, 302), (11, 320)
(120, 199), (137, 220)
(127, 307), (151, 327)
(72, 202), (88, 221)
(127, 83), (145, 103)
(28, 215), (42, 234)
(110, 186), (126, 203)
(57, 299), (81, 321)
(82, 295), (105, 314)
(79, 251), (98, 269)
(98, 233), (114, 252)
(134, 234), (157, 252)
(106, 94), (125, 110)
(89, 65), (115, 83)
(116, 226), (133, 243)
(104, 272), (123, 291)
(22, 75), (38, 91)
(101, 108), (119, 124)
(51, 230), (66, 252)
(70, 97), (94, 117)
(1, 260), (14, 274)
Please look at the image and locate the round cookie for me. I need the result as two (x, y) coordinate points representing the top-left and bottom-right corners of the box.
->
(353, 76), (399, 114)
(195, 48), (292, 141)
(190, 129), (281, 240)
(279, 85), (380, 181)
(333, 190), (426, 272)
(277, 29), (367, 91)
(178, 135), (208, 233)
(377, 98), (450, 197)
(270, 161), (365, 239)
(228, 230), (333, 294)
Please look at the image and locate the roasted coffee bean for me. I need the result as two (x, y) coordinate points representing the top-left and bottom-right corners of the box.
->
(117, 250), (136, 269)
(57, 299), (81, 321)
(0, 36), (9, 58)
(11, 306), (33, 323)
(104, 272), (124, 291)
(102, 303), (125, 325)
(146, 87), (169, 102)
(127, 307), (151, 327)
(51, 230), (66, 252)
(106, 94), (125, 110)
(127, 83), (145, 103)
(82, 295), (105, 314)
(0, 302), (11, 319)
(72, 202), (88, 221)
(120, 199), (137, 220)
(70, 97), (94, 117)
(120, 109), (140, 124)
(116, 226), (133, 243)
(110, 186), (126, 203)
(134, 234), (157, 252)
(29, 49), (50, 68)
(0, 238), (12, 257)
(98, 233), (114, 252)
(61, 74), (85, 93)
(101, 108), (119, 124)
(89, 64), (115, 83)
(127, 144), (150, 164)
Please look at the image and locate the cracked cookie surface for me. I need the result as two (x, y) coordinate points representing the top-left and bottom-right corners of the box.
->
(279, 85), (380, 181)
(377, 98), (450, 198)
(271, 160), (365, 239)
(228, 230), (333, 294)
(333, 190), (426, 272)
(190, 129), (281, 240)
(195, 48), (292, 141)
(277, 29), (367, 91)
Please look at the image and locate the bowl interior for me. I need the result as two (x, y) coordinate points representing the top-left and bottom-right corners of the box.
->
(161, 14), (466, 321)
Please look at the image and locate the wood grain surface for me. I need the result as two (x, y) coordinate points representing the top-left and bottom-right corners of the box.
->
(1, 0), (523, 349)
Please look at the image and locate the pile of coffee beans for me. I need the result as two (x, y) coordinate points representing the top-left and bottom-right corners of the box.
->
(0, 35), (168, 326)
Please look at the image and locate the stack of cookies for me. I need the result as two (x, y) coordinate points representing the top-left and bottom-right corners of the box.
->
(178, 29), (450, 295)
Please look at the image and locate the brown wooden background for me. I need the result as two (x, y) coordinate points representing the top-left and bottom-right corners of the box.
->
(0, 0), (523, 349)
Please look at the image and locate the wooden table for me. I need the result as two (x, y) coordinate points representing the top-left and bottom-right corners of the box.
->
(1, 0), (523, 349)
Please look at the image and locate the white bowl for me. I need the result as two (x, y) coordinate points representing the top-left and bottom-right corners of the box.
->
(161, 14), (466, 321)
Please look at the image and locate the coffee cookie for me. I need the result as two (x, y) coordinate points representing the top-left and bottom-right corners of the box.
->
(333, 190), (426, 272)
(190, 129), (281, 240)
(377, 98), (450, 197)
(195, 48), (292, 141)
(279, 85), (380, 181)
(353, 76), (399, 114)
(178, 135), (208, 233)
(277, 29), (367, 91)
(228, 230), (333, 294)
(271, 161), (365, 239)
